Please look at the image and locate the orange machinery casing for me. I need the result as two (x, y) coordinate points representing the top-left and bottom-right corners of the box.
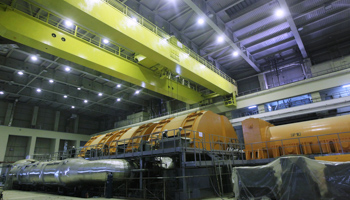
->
(148, 110), (237, 150)
(80, 110), (238, 156)
(242, 115), (350, 160)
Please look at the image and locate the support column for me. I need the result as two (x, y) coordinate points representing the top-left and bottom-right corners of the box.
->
(258, 74), (268, 90)
(258, 104), (266, 114)
(31, 106), (39, 128)
(310, 92), (322, 103)
(166, 101), (172, 114)
(26, 136), (37, 159)
(75, 140), (81, 148)
(54, 139), (60, 153)
(54, 111), (60, 131)
(303, 58), (312, 78)
(0, 134), (9, 162)
(186, 103), (190, 110)
(74, 115), (79, 133)
(4, 103), (13, 126)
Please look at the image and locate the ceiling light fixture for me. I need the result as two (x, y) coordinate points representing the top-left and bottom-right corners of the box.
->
(36, 88), (42, 93)
(117, 98), (121, 102)
(77, 87), (81, 90)
(233, 51), (239, 57)
(65, 66), (71, 72)
(275, 9), (284, 18)
(71, 105), (75, 109)
(84, 99), (88, 103)
(0, 91), (4, 95)
(64, 20), (73, 27)
(17, 71), (24, 75)
(248, 105), (257, 109)
(342, 84), (350, 88)
(103, 39), (109, 44)
(49, 79), (54, 83)
(63, 95), (68, 98)
(31, 55), (38, 61)
(217, 36), (224, 43)
(98, 92), (103, 96)
(135, 90), (140, 94)
(197, 18), (204, 25)
(117, 84), (121, 88)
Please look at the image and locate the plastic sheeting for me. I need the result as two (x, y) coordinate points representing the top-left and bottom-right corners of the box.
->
(232, 156), (350, 200)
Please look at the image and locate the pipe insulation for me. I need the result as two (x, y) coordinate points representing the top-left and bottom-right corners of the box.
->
(7, 158), (132, 186)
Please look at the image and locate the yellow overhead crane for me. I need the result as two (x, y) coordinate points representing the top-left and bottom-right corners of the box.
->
(0, 0), (237, 105)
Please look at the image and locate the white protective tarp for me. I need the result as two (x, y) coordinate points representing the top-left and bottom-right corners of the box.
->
(232, 156), (350, 200)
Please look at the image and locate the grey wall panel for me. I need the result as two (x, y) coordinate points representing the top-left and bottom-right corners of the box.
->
(4, 135), (29, 162)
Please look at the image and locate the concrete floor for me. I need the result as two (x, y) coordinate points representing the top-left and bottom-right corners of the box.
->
(2, 190), (120, 200)
(1, 190), (234, 200)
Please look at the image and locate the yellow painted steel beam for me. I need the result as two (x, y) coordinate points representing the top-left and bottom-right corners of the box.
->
(30, 0), (237, 96)
(0, 6), (203, 104)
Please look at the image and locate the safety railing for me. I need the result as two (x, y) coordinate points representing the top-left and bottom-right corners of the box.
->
(80, 129), (240, 158)
(244, 131), (350, 160)
(4, 0), (206, 95)
(4, 0), (235, 86)
(36, 129), (241, 166)
(30, 130), (350, 165)
(7, 0), (136, 62)
(101, 0), (236, 85)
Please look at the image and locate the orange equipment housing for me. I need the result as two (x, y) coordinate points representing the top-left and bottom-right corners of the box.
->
(80, 111), (238, 157)
(242, 115), (350, 160)
(147, 110), (237, 150)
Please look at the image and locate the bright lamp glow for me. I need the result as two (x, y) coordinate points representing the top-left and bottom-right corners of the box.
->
(275, 9), (284, 17)
(135, 90), (140, 94)
(197, 18), (204, 25)
(17, 71), (24, 75)
(98, 93), (103, 96)
(342, 84), (350, 88)
(64, 20), (73, 27)
(77, 87), (81, 90)
(117, 98), (121, 102)
(103, 39), (109, 44)
(248, 105), (257, 109)
(0, 91), (4, 95)
(233, 51), (239, 57)
(36, 88), (42, 93)
(117, 84), (121, 88)
(71, 105), (75, 109)
(31, 55), (38, 61)
(65, 66), (71, 72)
(84, 100), (88, 103)
(49, 79), (54, 83)
(63, 95), (68, 98)
(217, 36), (224, 43)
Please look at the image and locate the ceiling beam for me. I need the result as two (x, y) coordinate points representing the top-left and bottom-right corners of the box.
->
(0, 88), (116, 116)
(215, 0), (245, 14)
(168, 7), (192, 22)
(0, 78), (129, 112)
(183, 0), (261, 72)
(202, 46), (230, 57)
(278, 0), (308, 58)
(12, 49), (162, 102)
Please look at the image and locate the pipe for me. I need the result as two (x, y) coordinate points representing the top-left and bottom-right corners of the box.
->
(7, 158), (132, 186)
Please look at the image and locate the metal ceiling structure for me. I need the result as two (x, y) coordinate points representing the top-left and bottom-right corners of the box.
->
(1, 0), (350, 120)
(120, 0), (349, 78)
(0, 41), (170, 117)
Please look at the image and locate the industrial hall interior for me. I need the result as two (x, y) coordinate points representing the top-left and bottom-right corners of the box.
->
(1, 0), (350, 199)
